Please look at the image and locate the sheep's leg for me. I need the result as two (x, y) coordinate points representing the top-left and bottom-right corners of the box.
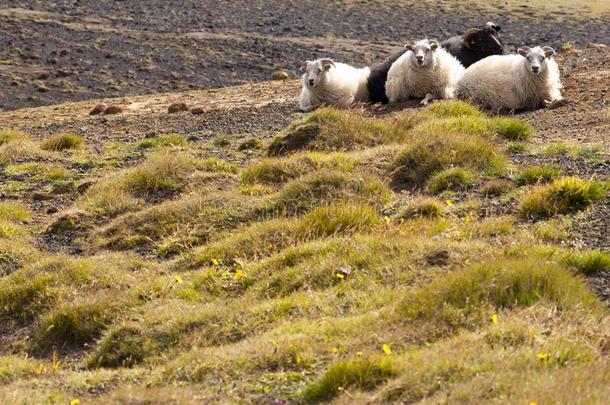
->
(419, 93), (435, 106)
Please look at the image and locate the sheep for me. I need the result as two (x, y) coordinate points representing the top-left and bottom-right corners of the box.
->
(455, 46), (563, 112)
(299, 58), (370, 112)
(385, 39), (465, 106)
(367, 49), (407, 104)
(441, 22), (504, 68)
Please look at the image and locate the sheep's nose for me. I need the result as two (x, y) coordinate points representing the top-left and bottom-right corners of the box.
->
(532, 66), (539, 73)
(416, 55), (423, 61)
(308, 79), (315, 86)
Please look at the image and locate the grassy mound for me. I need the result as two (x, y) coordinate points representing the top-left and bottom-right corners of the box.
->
(390, 132), (505, 188)
(268, 107), (414, 155)
(40, 133), (84, 151)
(518, 177), (606, 219)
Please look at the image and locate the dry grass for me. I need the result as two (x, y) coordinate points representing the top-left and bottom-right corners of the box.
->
(0, 101), (608, 403)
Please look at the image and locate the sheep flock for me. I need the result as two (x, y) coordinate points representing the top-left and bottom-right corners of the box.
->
(300, 22), (563, 113)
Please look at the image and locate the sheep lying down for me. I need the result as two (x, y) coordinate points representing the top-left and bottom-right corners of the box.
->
(385, 39), (465, 106)
(456, 46), (563, 111)
(299, 59), (370, 112)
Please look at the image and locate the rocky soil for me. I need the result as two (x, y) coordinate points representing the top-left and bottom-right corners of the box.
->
(0, 0), (608, 111)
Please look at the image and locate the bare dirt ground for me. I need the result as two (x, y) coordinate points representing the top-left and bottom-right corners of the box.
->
(0, 0), (608, 111)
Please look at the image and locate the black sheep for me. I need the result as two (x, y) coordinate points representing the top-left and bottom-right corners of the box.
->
(441, 22), (504, 68)
(366, 49), (408, 104)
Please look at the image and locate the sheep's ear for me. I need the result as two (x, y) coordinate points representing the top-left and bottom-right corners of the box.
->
(517, 47), (530, 57)
(542, 46), (556, 58)
(320, 58), (335, 71)
(404, 43), (414, 51)
(300, 62), (309, 72)
(463, 29), (480, 48)
(429, 40), (439, 51)
(486, 21), (501, 32)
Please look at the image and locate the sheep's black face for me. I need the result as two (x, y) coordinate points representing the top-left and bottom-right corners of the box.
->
(465, 26), (504, 56)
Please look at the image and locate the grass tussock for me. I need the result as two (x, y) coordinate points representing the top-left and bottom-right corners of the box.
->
(516, 166), (562, 186)
(302, 356), (398, 402)
(518, 177), (606, 219)
(390, 132), (505, 188)
(269, 107), (415, 155)
(400, 259), (598, 322)
(137, 134), (187, 149)
(78, 150), (201, 216)
(418, 100), (485, 120)
(268, 170), (392, 214)
(481, 179), (513, 197)
(40, 133), (84, 151)
(241, 152), (356, 186)
(562, 250), (610, 274)
(0, 202), (30, 223)
(398, 197), (445, 219)
(425, 167), (477, 194)
(413, 115), (533, 141)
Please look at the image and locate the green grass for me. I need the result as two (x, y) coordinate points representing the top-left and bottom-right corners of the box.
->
(543, 143), (606, 162)
(0, 130), (29, 145)
(516, 166), (562, 186)
(0, 202), (30, 223)
(137, 134), (187, 149)
(40, 133), (84, 151)
(518, 177), (606, 219)
(425, 167), (477, 194)
(400, 259), (599, 322)
(397, 197), (445, 219)
(238, 137), (265, 151)
(390, 132), (505, 188)
(301, 356), (398, 402)
(413, 115), (533, 141)
(269, 107), (414, 155)
(1, 103), (608, 403)
(562, 250), (610, 274)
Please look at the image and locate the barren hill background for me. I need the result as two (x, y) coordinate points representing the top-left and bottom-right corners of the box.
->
(0, 0), (608, 110)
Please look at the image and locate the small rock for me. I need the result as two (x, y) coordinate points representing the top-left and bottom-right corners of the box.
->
(104, 105), (124, 115)
(34, 81), (48, 92)
(32, 192), (52, 201)
(168, 102), (188, 113)
(76, 181), (94, 194)
(89, 103), (107, 115)
(426, 249), (450, 266)
(52, 183), (74, 194)
(547, 99), (569, 110)
(587, 43), (607, 50)
(271, 70), (289, 81)
(191, 107), (205, 115)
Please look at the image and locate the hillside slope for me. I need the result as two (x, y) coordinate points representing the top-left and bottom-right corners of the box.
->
(0, 46), (608, 403)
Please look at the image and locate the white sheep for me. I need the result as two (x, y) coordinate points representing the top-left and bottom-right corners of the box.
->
(455, 46), (563, 111)
(385, 39), (465, 106)
(299, 58), (370, 112)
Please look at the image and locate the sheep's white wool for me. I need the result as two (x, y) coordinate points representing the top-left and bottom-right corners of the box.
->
(385, 39), (465, 105)
(456, 46), (563, 111)
(299, 59), (370, 112)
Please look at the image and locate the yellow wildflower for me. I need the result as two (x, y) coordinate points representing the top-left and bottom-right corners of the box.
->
(234, 270), (243, 281)
(175, 275), (183, 284)
(382, 344), (392, 355)
(211, 258), (220, 266)
(70, 400), (81, 405)
(491, 314), (498, 325)
(445, 199), (453, 207)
